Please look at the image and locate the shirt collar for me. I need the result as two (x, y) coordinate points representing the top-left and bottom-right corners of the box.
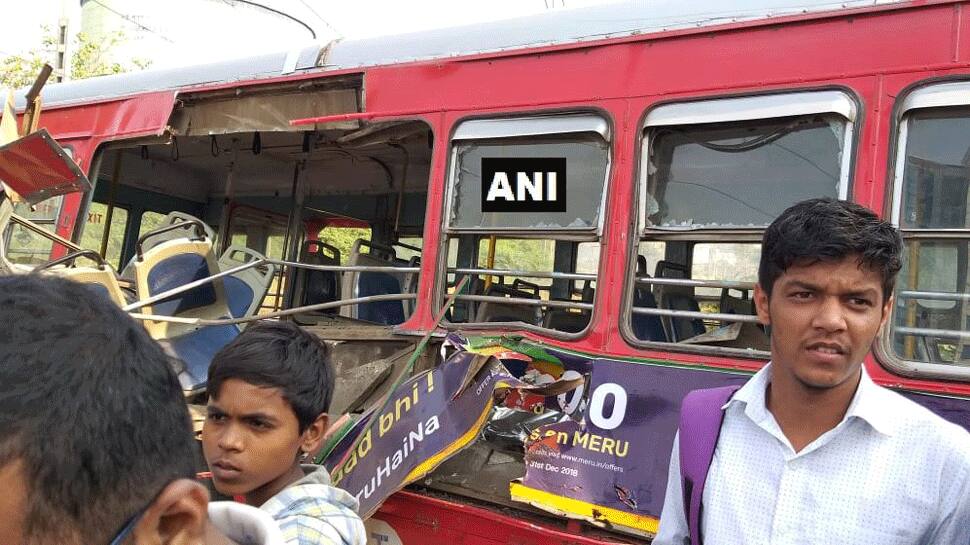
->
(726, 362), (897, 436)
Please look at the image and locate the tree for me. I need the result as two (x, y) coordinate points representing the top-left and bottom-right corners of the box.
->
(0, 27), (150, 90)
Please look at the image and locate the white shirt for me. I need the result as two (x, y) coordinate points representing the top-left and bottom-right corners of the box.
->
(654, 364), (970, 545)
(209, 501), (286, 545)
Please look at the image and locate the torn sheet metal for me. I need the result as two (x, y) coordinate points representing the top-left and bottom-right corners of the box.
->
(0, 129), (91, 204)
(458, 335), (749, 537)
(323, 340), (583, 519)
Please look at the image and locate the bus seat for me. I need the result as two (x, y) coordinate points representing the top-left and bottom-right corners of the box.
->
(163, 324), (241, 391)
(654, 260), (705, 342)
(340, 239), (407, 325)
(632, 285), (667, 342)
(542, 310), (588, 332)
(292, 240), (341, 317)
(475, 284), (541, 325)
(542, 282), (593, 332)
(132, 235), (238, 392)
(218, 245), (276, 322)
(37, 250), (129, 307)
(120, 212), (215, 280)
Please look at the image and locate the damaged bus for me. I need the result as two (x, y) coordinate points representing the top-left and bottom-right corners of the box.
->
(5, 0), (970, 543)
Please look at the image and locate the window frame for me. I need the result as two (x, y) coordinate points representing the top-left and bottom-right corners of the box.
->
(638, 90), (856, 234)
(444, 113), (612, 236)
(437, 112), (613, 338)
(622, 89), (860, 356)
(877, 80), (970, 381)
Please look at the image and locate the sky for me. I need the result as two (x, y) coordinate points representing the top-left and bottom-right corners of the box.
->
(0, 0), (621, 70)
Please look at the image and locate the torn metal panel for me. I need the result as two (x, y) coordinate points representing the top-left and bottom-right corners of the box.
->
(169, 88), (361, 136)
(0, 129), (91, 203)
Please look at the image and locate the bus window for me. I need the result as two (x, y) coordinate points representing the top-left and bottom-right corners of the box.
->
(884, 85), (970, 378)
(442, 114), (609, 334)
(78, 202), (129, 269)
(317, 225), (373, 265)
(5, 196), (65, 266)
(137, 210), (167, 238)
(628, 90), (857, 354)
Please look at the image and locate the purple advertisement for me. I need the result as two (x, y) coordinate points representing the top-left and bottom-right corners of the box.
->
(323, 344), (580, 518)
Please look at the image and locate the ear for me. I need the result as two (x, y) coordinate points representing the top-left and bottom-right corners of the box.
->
(753, 283), (771, 326)
(131, 479), (209, 545)
(879, 294), (894, 330)
(301, 413), (329, 458)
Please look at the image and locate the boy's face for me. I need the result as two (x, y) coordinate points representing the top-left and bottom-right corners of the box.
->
(202, 379), (308, 505)
(754, 255), (892, 393)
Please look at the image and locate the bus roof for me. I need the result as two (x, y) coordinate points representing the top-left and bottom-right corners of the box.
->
(18, 0), (909, 109)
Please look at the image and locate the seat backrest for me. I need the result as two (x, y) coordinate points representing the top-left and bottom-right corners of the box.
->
(474, 284), (542, 325)
(131, 237), (232, 340)
(340, 239), (407, 324)
(654, 260), (705, 342)
(218, 245), (276, 321)
(121, 212), (215, 280)
(632, 279), (667, 342)
(292, 239), (341, 313)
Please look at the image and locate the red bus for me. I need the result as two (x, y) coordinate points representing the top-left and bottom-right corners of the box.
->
(6, 1), (970, 542)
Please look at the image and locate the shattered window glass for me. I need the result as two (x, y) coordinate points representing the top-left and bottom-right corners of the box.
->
(891, 108), (970, 369)
(450, 135), (609, 231)
(644, 114), (845, 229)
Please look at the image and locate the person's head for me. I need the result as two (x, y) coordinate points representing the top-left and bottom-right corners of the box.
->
(754, 198), (902, 392)
(202, 321), (333, 506)
(0, 274), (209, 545)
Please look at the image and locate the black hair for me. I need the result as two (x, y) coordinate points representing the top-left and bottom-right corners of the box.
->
(759, 198), (903, 299)
(0, 274), (196, 544)
(207, 321), (334, 432)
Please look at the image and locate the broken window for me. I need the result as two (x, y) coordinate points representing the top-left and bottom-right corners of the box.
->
(442, 114), (610, 334)
(627, 91), (856, 355)
(885, 86), (970, 378)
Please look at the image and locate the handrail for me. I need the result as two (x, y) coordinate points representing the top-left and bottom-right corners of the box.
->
(897, 290), (970, 302)
(272, 259), (419, 274)
(37, 249), (106, 271)
(631, 306), (761, 324)
(455, 294), (593, 311)
(130, 294), (417, 326)
(635, 276), (756, 290)
(9, 213), (84, 253)
(894, 326), (970, 341)
(136, 219), (207, 260)
(450, 267), (595, 281)
(123, 258), (423, 312)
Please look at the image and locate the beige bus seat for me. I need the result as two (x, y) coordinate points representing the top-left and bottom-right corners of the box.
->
(654, 260), (706, 342)
(291, 239), (341, 322)
(131, 220), (237, 392)
(339, 239), (407, 325)
(37, 250), (127, 307)
(474, 283), (542, 325)
(218, 245), (276, 322)
(120, 212), (216, 280)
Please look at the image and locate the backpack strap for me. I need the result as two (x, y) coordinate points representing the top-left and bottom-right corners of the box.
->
(679, 385), (740, 545)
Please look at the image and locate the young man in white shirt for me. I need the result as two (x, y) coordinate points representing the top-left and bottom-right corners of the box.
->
(654, 198), (970, 545)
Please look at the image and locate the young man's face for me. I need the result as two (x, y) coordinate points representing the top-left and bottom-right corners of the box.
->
(202, 379), (306, 505)
(754, 256), (892, 391)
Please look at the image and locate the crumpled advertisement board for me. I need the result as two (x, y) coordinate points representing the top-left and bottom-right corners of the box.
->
(323, 337), (582, 518)
(326, 334), (751, 536)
